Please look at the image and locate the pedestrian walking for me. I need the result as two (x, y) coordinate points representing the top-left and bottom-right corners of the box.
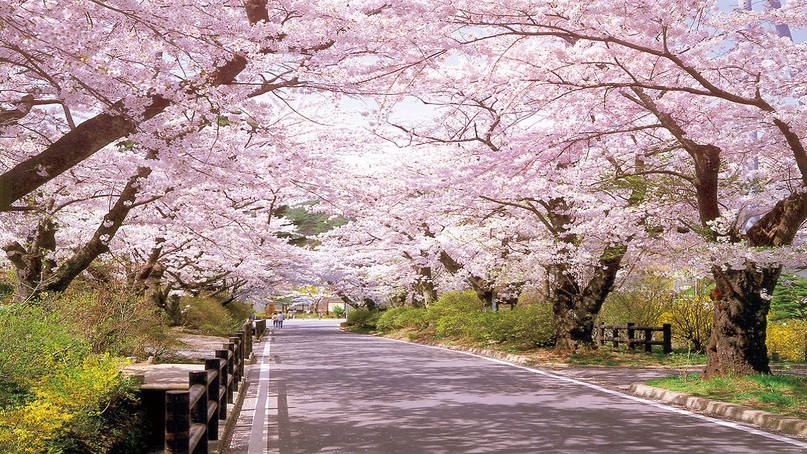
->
(272, 313), (278, 328)
(277, 312), (285, 328)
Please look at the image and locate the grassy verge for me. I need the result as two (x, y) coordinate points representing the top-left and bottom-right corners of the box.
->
(647, 373), (807, 419)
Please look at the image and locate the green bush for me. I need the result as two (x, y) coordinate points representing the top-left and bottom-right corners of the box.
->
(0, 304), (89, 383)
(487, 303), (554, 347)
(182, 296), (253, 336)
(376, 306), (429, 332)
(345, 308), (381, 330)
(332, 304), (346, 318)
(428, 290), (487, 339)
(598, 275), (673, 326)
(49, 284), (170, 358)
(0, 303), (147, 453)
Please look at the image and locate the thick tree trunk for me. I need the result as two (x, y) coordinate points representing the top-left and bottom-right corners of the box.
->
(704, 265), (779, 376)
(3, 218), (56, 302)
(551, 245), (625, 352)
(553, 295), (597, 351)
(702, 192), (807, 376)
(414, 266), (438, 307)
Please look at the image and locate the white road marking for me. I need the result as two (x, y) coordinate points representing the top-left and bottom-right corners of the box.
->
(249, 338), (272, 454)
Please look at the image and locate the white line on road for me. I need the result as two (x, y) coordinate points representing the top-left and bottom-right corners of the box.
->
(383, 337), (807, 449)
(248, 338), (272, 454)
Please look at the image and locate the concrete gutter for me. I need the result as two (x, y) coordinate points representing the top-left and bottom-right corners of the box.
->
(630, 383), (807, 439)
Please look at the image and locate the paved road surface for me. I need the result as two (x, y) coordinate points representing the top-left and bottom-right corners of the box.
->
(228, 319), (807, 453)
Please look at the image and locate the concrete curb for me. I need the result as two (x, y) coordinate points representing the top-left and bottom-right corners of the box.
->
(215, 359), (252, 453)
(630, 383), (807, 439)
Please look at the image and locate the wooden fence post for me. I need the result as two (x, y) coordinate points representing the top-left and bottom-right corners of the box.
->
(165, 391), (190, 454)
(216, 349), (233, 405)
(189, 371), (209, 453)
(228, 337), (242, 385)
(596, 322), (604, 347)
(627, 322), (635, 350)
(662, 323), (672, 354)
(204, 359), (221, 440)
(612, 326), (620, 348)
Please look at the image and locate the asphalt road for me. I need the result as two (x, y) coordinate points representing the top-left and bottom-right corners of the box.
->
(238, 319), (807, 453)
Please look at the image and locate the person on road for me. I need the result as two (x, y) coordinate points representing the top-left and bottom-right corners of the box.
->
(277, 312), (285, 328)
(272, 313), (278, 328)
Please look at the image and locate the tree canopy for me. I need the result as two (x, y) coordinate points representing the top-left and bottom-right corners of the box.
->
(2, 0), (807, 375)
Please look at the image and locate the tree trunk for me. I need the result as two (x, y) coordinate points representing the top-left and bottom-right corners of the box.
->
(553, 295), (596, 351)
(550, 245), (625, 352)
(3, 218), (56, 302)
(437, 250), (495, 306)
(414, 266), (438, 307)
(704, 264), (779, 376)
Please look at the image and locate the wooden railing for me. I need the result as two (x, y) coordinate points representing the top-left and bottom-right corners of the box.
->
(596, 322), (672, 354)
(161, 319), (263, 454)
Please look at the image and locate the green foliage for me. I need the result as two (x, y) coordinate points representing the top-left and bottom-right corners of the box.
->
(275, 201), (348, 247)
(598, 275), (673, 326)
(49, 284), (170, 358)
(0, 303), (147, 453)
(372, 291), (555, 348)
(0, 270), (14, 304)
(376, 306), (429, 332)
(660, 294), (714, 353)
(0, 304), (89, 383)
(224, 299), (255, 324)
(181, 296), (253, 336)
(332, 304), (346, 318)
(428, 290), (487, 339)
(345, 308), (381, 330)
(771, 273), (807, 321)
(486, 304), (554, 348)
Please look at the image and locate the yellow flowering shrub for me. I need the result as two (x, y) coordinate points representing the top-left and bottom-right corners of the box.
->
(767, 319), (807, 362)
(0, 354), (134, 453)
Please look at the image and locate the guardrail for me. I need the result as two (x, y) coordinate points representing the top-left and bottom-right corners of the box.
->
(596, 322), (672, 354)
(147, 319), (265, 454)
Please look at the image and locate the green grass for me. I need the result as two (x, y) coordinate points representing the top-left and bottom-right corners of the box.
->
(647, 373), (807, 419)
(564, 348), (706, 367)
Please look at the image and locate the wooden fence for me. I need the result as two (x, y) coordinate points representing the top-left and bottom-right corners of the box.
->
(596, 322), (672, 354)
(157, 318), (266, 454)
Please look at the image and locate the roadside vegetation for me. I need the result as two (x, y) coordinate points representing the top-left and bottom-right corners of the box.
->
(647, 374), (807, 419)
(0, 272), (254, 453)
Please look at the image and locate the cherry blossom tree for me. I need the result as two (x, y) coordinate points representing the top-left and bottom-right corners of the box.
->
(411, 0), (807, 374)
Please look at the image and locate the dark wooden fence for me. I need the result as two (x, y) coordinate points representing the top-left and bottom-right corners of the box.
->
(157, 319), (264, 454)
(596, 322), (672, 354)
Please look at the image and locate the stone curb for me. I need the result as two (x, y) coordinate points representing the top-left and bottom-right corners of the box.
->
(381, 334), (807, 440)
(629, 383), (807, 439)
(215, 356), (253, 453)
